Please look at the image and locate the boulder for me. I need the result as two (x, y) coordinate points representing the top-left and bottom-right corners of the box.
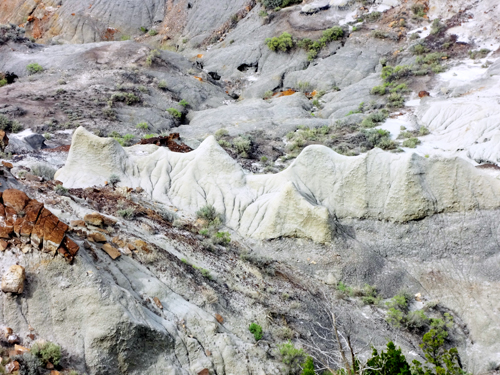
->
(0, 239), (8, 251)
(2, 189), (30, 214)
(31, 208), (69, 254)
(1, 265), (25, 294)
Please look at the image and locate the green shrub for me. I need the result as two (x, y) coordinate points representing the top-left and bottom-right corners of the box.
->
(0, 114), (23, 133)
(278, 340), (305, 372)
(365, 11), (381, 22)
(117, 208), (135, 220)
(158, 80), (167, 89)
(27, 63), (44, 75)
(167, 108), (182, 118)
(386, 292), (411, 313)
(412, 44), (429, 55)
(148, 29), (158, 36)
(402, 137), (421, 148)
(146, 49), (160, 66)
(430, 18), (445, 35)
(411, 4), (425, 17)
(233, 136), (252, 157)
(371, 85), (386, 95)
(249, 323), (263, 341)
(55, 185), (69, 196)
(196, 204), (218, 222)
(13, 353), (41, 375)
(179, 99), (189, 107)
(31, 164), (56, 180)
(419, 126), (430, 136)
(365, 342), (411, 375)
(215, 128), (229, 140)
(136, 122), (148, 130)
(266, 32), (294, 52)
(212, 231), (231, 246)
(31, 341), (61, 366)
(469, 48), (491, 60)
(372, 30), (388, 39)
(301, 356), (315, 375)
(143, 134), (158, 139)
(109, 174), (121, 185)
(0, 79), (7, 87)
(261, 0), (301, 9)
(387, 92), (405, 107)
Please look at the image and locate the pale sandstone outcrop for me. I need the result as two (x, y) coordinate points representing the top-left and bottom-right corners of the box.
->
(56, 127), (500, 242)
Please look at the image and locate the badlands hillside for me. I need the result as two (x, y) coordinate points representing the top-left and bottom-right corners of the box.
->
(0, 0), (499, 374)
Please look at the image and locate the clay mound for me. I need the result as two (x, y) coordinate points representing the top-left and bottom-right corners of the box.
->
(55, 127), (500, 242)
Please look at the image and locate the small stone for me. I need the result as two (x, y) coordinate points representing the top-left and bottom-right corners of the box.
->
(50, 371), (61, 375)
(21, 244), (31, 253)
(0, 224), (14, 239)
(134, 239), (149, 252)
(70, 220), (86, 228)
(126, 243), (136, 251)
(135, 187), (144, 193)
(215, 313), (224, 324)
(1, 161), (13, 169)
(111, 236), (126, 248)
(205, 349), (211, 356)
(121, 246), (132, 256)
(14, 344), (29, 354)
(141, 223), (154, 234)
(46, 362), (54, 369)
(153, 297), (163, 309)
(1, 265), (25, 294)
(5, 361), (19, 374)
(102, 243), (121, 259)
(197, 369), (209, 375)
(84, 212), (116, 227)
(4, 327), (12, 338)
(0, 239), (9, 251)
(7, 334), (20, 344)
(89, 232), (106, 243)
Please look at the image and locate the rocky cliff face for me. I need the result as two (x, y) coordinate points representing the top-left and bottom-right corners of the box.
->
(0, 0), (500, 374)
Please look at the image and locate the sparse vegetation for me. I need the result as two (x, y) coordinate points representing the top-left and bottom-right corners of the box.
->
(148, 29), (158, 36)
(31, 341), (61, 366)
(109, 174), (121, 186)
(260, 0), (302, 9)
(0, 114), (23, 133)
(55, 185), (69, 195)
(117, 207), (135, 220)
(26, 63), (44, 75)
(167, 108), (182, 118)
(158, 80), (167, 89)
(179, 99), (189, 107)
(249, 323), (263, 341)
(31, 164), (56, 180)
(402, 137), (421, 148)
(278, 340), (305, 373)
(469, 48), (491, 60)
(266, 32), (294, 52)
(146, 49), (161, 66)
(136, 122), (149, 130)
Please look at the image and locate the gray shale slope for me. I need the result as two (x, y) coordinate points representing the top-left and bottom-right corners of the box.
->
(1, 0), (500, 374)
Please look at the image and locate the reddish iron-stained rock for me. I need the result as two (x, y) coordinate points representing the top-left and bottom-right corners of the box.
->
(31, 208), (69, 254)
(58, 236), (80, 262)
(153, 297), (163, 309)
(418, 90), (430, 98)
(138, 133), (193, 153)
(0, 239), (8, 251)
(0, 223), (13, 238)
(215, 313), (224, 324)
(18, 200), (44, 237)
(2, 189), (30, 214)
(1, 161), (13, 169)
(0, 130), (9, 152)
(102, 243), (121, 259)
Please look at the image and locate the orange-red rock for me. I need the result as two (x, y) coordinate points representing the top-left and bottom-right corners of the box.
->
(14, 344), (29, 354)
(70, 220), (86, 228)
(215, 313), (224, 324)
(102, 243), (121, 259)
(0, 224), (13, 239)
(31, 208), (69, 254)
(2, 189), (30, 214)
(0, 130), (8, 151)
(153, 297), (163, 309)
(18, 200), (44, 237)
(89, 232), (106, 243)
(84, 212), (117, 227)
(1, 161), (13, 169)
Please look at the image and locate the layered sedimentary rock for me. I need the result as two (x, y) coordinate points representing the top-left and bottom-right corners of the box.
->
(56, 127), (500, 242)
